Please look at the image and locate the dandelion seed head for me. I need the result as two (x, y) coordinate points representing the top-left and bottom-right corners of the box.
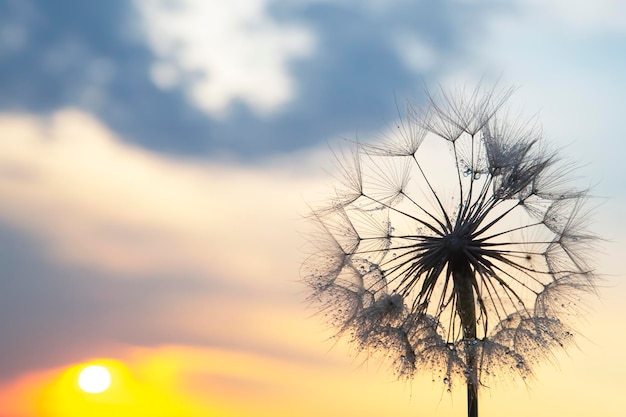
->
(302, 84), (597, 390)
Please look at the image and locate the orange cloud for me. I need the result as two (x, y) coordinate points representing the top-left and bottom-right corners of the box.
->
(0, 109), (319, 289)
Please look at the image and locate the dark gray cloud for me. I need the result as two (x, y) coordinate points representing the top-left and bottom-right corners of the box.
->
(0, 0), (212, 154)
(0, 0), (508, 158)
(213, 0), (507, 156)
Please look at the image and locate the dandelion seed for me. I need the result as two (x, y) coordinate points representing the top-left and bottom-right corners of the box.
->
(301, 84), (597, 417)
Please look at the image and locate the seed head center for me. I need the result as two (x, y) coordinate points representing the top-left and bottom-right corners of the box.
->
(442, 233), (472, 254)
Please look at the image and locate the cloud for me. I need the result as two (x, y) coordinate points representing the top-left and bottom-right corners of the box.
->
(136, 0), (315, 117)
(0, 0), (216, 156)
(0, 110), (312, 281)
(0, 109), (331, 377)
(521, 0), (626, 33)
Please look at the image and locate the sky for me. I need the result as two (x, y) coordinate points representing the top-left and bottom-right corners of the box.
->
(0, 0), (625, 416)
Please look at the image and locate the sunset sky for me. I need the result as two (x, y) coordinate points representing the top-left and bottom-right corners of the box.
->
(0, 0), (625, 416)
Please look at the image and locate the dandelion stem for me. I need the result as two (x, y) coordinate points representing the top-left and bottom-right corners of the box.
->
(467, 380), (478, 417)
(452, 261), (478, 417)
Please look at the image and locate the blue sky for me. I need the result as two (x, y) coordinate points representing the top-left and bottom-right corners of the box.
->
(0, 1), (624, 415)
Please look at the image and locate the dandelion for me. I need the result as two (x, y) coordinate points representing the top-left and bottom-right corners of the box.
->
(301, 84), (597, 417)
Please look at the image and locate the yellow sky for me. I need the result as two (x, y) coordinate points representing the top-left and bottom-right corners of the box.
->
(0, 110), (623, 416)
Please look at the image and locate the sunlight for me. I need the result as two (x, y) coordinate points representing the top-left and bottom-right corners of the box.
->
(31, 356), (220, 417)
(78, 365), (111, 394)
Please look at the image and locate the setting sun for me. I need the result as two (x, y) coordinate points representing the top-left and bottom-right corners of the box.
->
(78, 366), (111, 394)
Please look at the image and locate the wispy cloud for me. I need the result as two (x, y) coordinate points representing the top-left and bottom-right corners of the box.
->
(0, 110), (310, 280)
(0, 109), (329, 378)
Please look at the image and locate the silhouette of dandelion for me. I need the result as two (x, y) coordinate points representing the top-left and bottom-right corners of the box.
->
(301, 84), (597, 417)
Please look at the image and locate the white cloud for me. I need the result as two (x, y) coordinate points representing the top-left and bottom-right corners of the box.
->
(149, 61), (180, 91)
(523, 0), (626, 33)
(391, 31), (438, 72)
(135, 0), (315, 118)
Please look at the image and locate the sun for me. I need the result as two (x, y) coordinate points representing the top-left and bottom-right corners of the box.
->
(78, 365), (111, 394)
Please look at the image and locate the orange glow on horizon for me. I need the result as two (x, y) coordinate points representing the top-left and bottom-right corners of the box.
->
(3, 356), (221, 417)
(0, 341), (622, 417)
